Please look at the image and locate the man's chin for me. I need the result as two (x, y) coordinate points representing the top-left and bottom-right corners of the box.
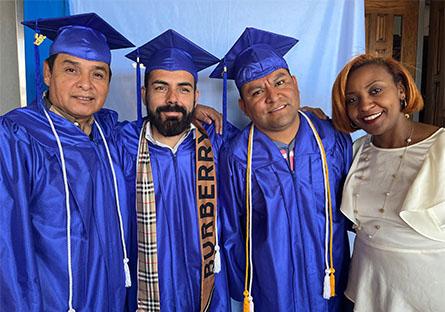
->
(158, 126), (188, 137)
(64, 109), (97, 121)
(149, 108), (195, 137)
(153, 119), (189, 137)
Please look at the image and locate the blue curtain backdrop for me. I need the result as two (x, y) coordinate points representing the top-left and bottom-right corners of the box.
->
(23, 0), (70, 104)
(20, 1), (364, 309)
(23, 0), (365, 128)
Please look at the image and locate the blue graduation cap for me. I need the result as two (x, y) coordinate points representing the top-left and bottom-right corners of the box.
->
(125, 29), (219, 124)
(22, 12), (134, 64)
(210, 27), (298, 90)
(22, 12), (134, 108)
(209, 28), (298, 135)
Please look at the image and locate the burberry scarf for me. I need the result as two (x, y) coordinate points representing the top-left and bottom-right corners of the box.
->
(136, 121), (219, 311)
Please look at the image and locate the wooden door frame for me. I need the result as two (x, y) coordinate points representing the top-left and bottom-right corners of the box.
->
(421, 0), (445, 126)
(365, 0), (419, 77)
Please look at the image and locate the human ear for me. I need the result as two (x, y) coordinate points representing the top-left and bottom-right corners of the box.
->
(292, 75), (298, 88)
(194, 89), (200, 108)
(238, 98), (248, 115)
(43, 61), (52, 87)
(141, 87), (148, 107)
(397, 81), (406, 100)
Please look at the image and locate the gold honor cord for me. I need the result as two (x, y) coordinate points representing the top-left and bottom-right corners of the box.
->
(299, 111), (335, 298)
(243, 113), (336, 310)
(244, 124), (255, 312)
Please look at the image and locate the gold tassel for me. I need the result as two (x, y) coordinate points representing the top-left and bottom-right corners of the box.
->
(329, 269), (336, 297)
(34, 33), (46, 46)
(243, 298), (251, 312)
(243, 291), (253, 312)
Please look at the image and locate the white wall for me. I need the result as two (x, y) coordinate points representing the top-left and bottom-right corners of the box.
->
(0, 0), (24, 114)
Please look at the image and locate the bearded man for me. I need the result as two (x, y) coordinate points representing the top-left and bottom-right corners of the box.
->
(120, 29), (238, 311)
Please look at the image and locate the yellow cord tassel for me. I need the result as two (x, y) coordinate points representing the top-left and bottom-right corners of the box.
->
(330, 269), (336, 297)
(243, 290), (254, 312)
(34, 33), (46, 46)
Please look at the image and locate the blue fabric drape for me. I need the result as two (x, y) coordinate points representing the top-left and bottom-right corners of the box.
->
(68, 0), (365, 127)
(23, 0), (70, 105)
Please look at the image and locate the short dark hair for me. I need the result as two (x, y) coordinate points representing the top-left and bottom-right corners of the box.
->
(45, 53), (113, 82)
(46, 54), (57, 72)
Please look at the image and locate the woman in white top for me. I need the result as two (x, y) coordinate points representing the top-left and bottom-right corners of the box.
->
(331, 54), (445, 312)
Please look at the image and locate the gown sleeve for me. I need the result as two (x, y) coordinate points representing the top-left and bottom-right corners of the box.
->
(218, 146), (246, 302)
(208, 214), (231, 311)
(334, 130), (354, 232)
(112, 120), (140, 311)
(0, 117), (42, 310)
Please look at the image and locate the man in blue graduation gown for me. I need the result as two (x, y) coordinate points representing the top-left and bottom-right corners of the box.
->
(211, 28), (352, 311)
(0, 13), (137, 311)
(119, 30), (237, 311)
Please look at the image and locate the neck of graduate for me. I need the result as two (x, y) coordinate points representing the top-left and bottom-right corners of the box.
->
(263, 115), (300, 145)
(45, 95), (94, 135)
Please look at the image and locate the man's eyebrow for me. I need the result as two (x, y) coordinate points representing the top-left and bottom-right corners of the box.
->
(177, 82), (194, 88)
(151, 80), (169, 86)
(246, 86), (262, 93)
(94, 65), (108, 72)
(245, 81), (263, 92)
(151, 80), (194, 89)
(61, 59), (80, 66)
(61, 60), (107, 73)
(272, 72), (288, 82)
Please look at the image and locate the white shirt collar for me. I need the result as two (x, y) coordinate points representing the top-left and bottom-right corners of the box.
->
(145, 121), (196, 154)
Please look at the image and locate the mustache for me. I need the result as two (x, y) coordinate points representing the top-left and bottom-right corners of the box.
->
(156, 104), (187, 115)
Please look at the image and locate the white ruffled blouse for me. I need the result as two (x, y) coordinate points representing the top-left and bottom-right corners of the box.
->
(341, 128), (445, 312)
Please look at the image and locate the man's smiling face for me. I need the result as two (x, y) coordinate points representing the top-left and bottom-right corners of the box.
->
(239, 68), (300, 137)
(44, 53), (110, 121)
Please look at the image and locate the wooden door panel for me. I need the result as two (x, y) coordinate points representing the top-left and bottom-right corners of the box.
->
(423, 0), (445, 127)
(365, 0), (418, 77)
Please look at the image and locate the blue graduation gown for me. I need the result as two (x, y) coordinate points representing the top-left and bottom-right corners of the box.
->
(117, 121), (238, 312)
(0, 106), (135, 311)
(219, 112), (352, 311)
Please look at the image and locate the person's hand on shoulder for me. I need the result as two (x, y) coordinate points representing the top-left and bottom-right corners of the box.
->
(301, 106), (329, 120)
(194, 104), (223, 134)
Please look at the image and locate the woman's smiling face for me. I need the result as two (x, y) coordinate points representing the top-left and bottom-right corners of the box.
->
(345, 64), (406, 136)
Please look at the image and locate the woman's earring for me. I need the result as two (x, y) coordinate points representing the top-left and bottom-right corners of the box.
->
(350, 121), (359, 130)
(400, 98), (407, 110)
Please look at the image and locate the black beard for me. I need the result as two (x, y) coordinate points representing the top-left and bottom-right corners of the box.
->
(148, 103), (195, 137)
